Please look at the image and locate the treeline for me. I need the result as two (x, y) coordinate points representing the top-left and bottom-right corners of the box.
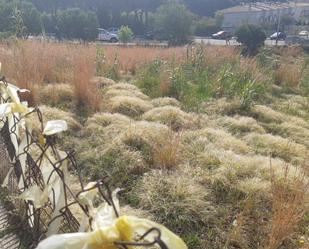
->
(0, 0), (288, 43)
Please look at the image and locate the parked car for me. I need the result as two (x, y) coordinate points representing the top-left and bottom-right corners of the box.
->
(108, 27), (119, 34)
(270, 32), (286, 40)
(212, 31), (232, 40)
(145, 31), (154, 40)
(98, 29), (118, 42)
(299, 30), (309, 38)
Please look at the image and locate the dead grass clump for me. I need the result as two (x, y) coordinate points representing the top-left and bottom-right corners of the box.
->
(86, 112), (131, 128)
(266, 166), (309, 249)
(274, 63), (302, 87)
(106, 82), (140, 92)
(38, 83), (74, 110)
(272, 94), (309, 120)
(26, 105), (82, 133)
(216, 151), (291, 182)
(77, 143), (146, 187)
(119, 120), (168, 144)
(91, 76), (115, 89)
(150, 97), (181, 107)
(142, 106), (195, 130)
(70, 48), (101, 111)
(237, 177), (271, 194)
(267, 122), (309, 148)
(83, 113), (132, 145)
(135, 168), (212, 237)
(251, 105), (286, 123)
(245, 133), (307, 164)
(107, 96), (153, 117)
(104, 88), (149, 101)
(119, 121), (183, 169)
(152, 131), (183, 170)
(197, 128), (250, 154)
(201, 98), (242, 115)
(217, 115), (265, 134)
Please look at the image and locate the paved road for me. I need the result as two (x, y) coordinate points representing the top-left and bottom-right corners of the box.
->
(194, 37), (285, 46)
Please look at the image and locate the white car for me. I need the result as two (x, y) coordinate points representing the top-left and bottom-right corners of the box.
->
(299, 30), (308, 37)
(98, 29), (118, 42)
(108, 28), (119, 34)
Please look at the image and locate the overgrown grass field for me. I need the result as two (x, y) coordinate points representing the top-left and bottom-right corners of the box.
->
(0, 40), (309, 249)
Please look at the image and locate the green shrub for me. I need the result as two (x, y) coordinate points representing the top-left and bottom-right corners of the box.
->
(235, 24), (266, 55)
(154, 2), (194, 45)
(194, 18), (219, 37)
(118, 25), (134, 43)
(57, 8), (99, 41)
(135, 60), (165, 98)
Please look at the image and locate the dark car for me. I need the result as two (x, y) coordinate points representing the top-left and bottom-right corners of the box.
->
(270, 32), (286, 41)
(212, 31), (232, 40)
(145, 31), (154, 40)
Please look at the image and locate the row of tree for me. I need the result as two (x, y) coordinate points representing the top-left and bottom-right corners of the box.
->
(0, 0), (289, 43)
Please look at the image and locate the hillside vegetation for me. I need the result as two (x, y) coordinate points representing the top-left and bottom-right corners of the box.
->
(0, 41), (309, 249)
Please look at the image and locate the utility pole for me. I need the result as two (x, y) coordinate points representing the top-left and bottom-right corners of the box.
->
(276, 8), (281, 45)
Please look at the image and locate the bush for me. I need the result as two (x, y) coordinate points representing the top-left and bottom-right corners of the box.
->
(118, 25), (133, 43)
(194, 18), (219, 37)
(154, 2), (194, 45)
(235, 24), (266, 55)
(57, 8), (99, 41)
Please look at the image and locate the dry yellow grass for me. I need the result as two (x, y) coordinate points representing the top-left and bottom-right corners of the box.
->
(216, 115), (266, 134)
(266, 166), (309, 249)
(100, 45), (187, 73)
(26, 105), (82, 133)
(135, 167), (212, 236)
(91, 76), (115, 89)
(1, 41), (307, 249)
(106, 96), (153, 117)
(70, 48), (101, 111)
(245, 133), (308, 164)
(268, 121), (309, 148)
(201, 98), (242, 115)
(38, 83), (74, 110)
(118, 121), (183, 170)
(142, 106), (195, 130)
(184, 128), (250, 155)
(150, 97), (181, 107)
(251, 105), (286, 123)
(105, 82), (140, 91)
(274, 63), (302, 87)
(104, 88), (149, 101)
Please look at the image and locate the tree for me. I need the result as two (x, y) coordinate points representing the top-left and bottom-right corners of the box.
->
(235, 24), (266, 55)
(57, 8), (99, 40)
(18, 1), (42, 35)
(154, 2), (194, 45)
(194, 14), (223, 36)
(0, 0), (42, 37)
(118, 25), (133, 43)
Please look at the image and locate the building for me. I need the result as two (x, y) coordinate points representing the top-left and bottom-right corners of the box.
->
(218, 1), (309, 32)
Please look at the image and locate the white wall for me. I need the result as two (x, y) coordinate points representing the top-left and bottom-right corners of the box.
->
(222, 6), (309, 31)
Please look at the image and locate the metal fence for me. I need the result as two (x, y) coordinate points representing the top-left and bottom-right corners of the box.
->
(0, 76), (170, 249)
